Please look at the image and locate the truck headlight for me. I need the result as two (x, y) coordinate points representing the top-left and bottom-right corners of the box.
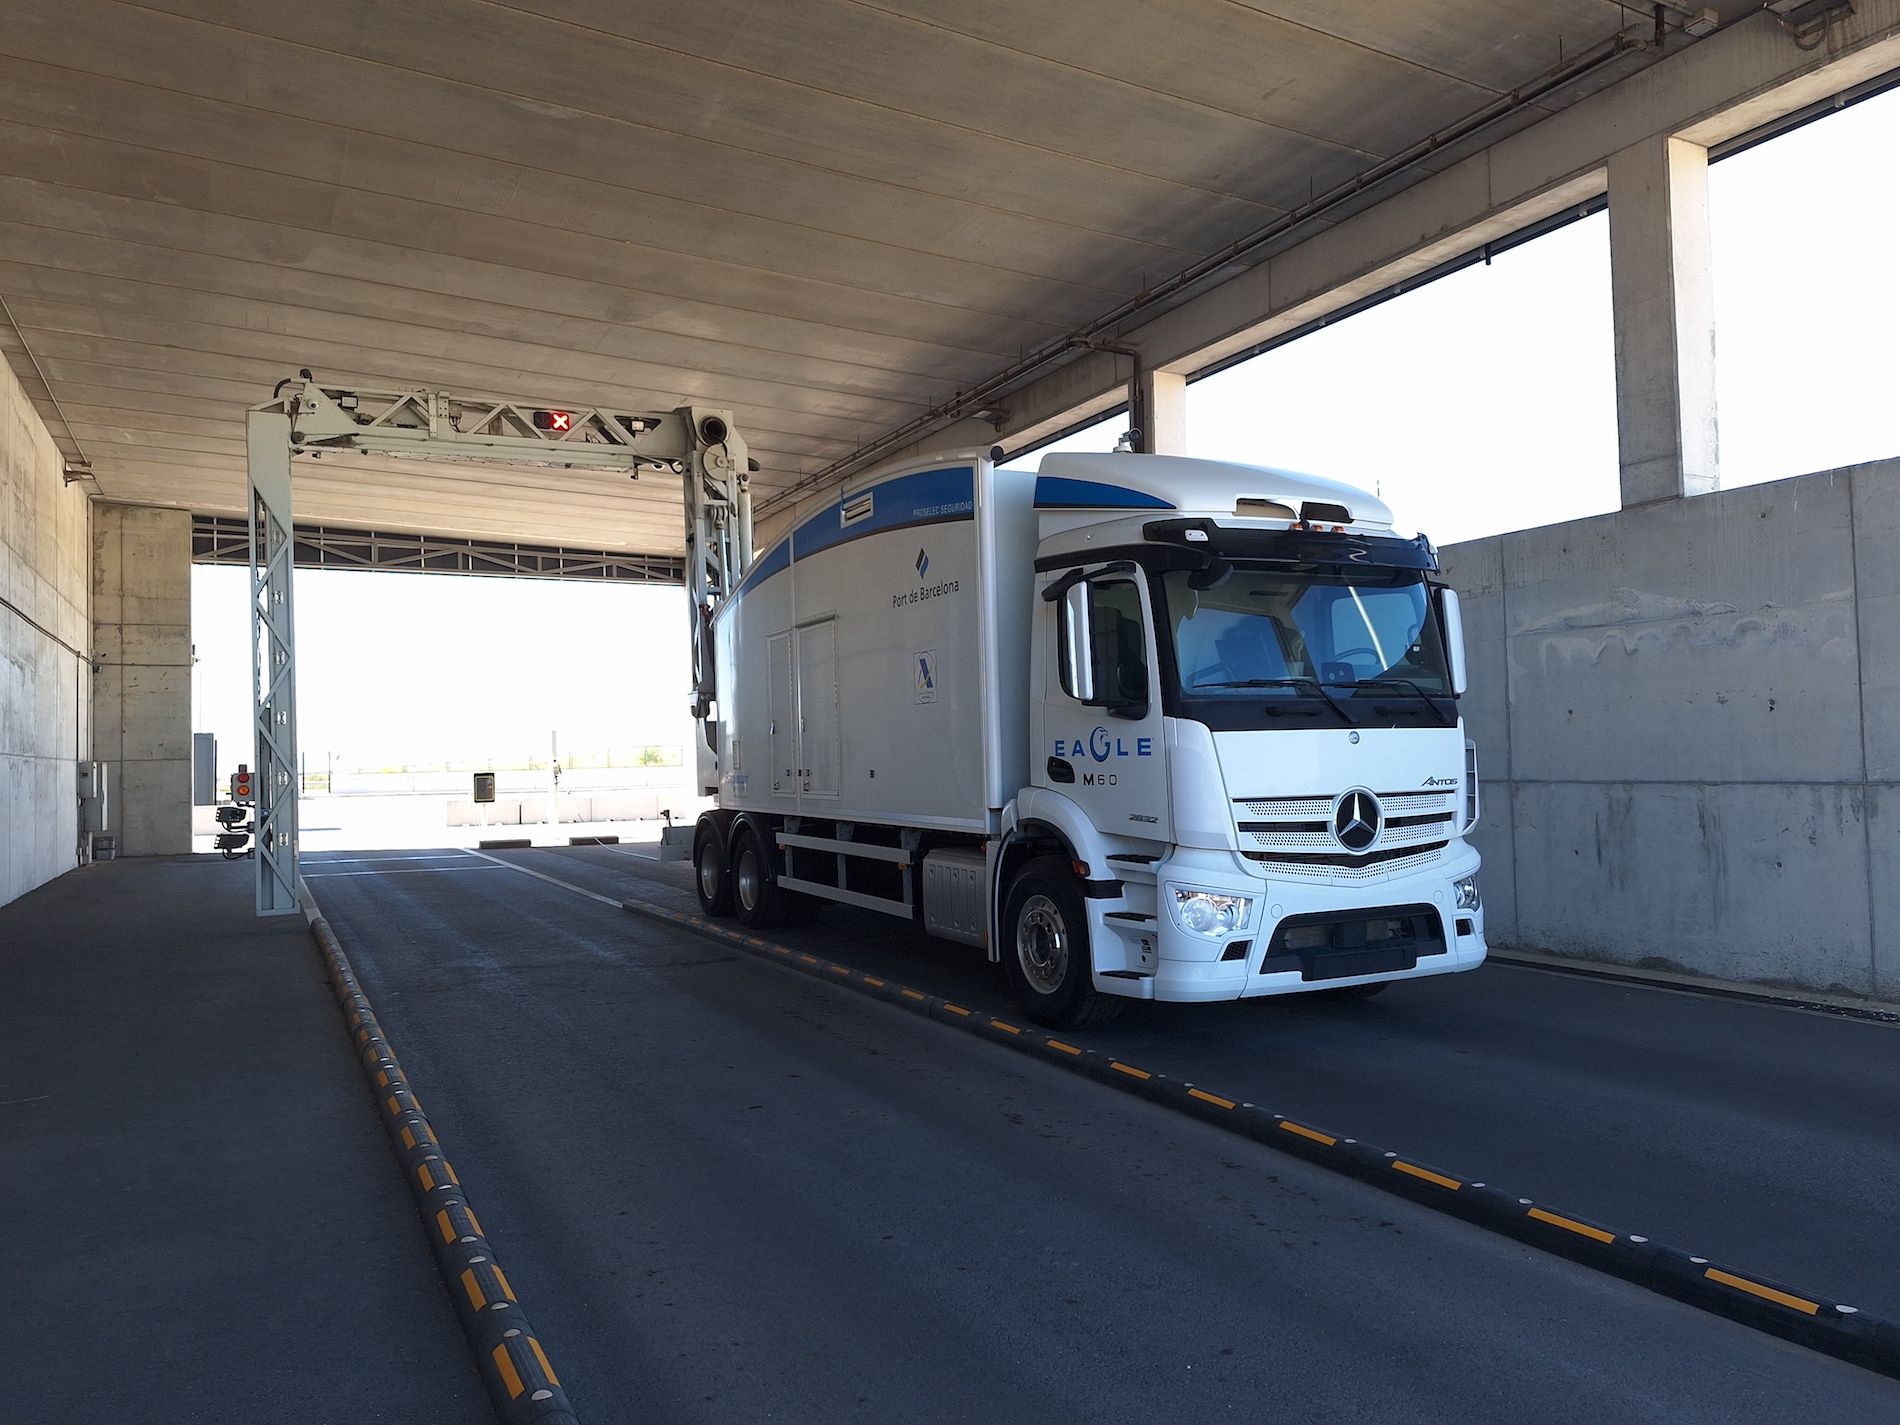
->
(1453, 873), (1481, 912)
(1170, 889), (1252, 937)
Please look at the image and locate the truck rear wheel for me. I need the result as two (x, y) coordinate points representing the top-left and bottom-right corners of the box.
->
(694, 824), (733, 916)
(1002, 857), (1122, 1030)
(730, 824), (789, 929)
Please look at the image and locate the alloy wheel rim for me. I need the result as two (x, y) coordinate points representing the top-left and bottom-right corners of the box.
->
(1016, 894), (1068, 996)
(735, 846), (761, 911)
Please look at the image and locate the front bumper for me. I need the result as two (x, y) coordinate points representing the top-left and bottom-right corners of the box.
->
(1092, 844), (1487, 1002)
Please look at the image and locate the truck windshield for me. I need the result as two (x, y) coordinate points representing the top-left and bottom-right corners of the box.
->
(1159, 565), (1452, 710)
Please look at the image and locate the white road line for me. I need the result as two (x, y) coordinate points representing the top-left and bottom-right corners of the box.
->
(462, 848), (626, 908)
(590, 842), (663, 864)
(305, 853), (477, 865)
(305, 866), (504, 878)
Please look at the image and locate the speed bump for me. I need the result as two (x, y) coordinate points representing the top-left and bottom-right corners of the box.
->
(303, 897), (582, 1423)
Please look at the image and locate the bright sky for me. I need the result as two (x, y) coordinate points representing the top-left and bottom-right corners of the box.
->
(195, 89), (1900, 770)
(193, 567), (691, 770)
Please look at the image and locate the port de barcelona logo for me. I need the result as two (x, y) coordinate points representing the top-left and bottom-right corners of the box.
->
(891, 547), (961, 608)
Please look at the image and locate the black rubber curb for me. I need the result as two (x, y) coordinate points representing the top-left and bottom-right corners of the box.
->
(303, 896), (581, 1423)
(622, 895), (1900, 1382)
(479, 838), (534, 850)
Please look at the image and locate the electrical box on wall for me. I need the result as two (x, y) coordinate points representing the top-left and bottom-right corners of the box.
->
(192, 732), (218, 806)
(77, 760), (109, 832)
(472, 772), (498, 804)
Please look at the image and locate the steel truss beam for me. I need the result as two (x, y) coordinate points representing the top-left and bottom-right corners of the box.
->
(242, 374), (749, 917)
(192, 516), (684, 584)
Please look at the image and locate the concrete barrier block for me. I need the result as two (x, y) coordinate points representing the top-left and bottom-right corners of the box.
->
(1867, 785), (1900, 1003)
(1511, 780), (1872, 996)
(1501, 474), (1861, 784)
(1468, 780), (1518, 946)
(1439, 534), (1509, 781)
(1850, 460), (1900, 781)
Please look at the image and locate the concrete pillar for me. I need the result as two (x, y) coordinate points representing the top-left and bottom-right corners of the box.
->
(1134, 370), (1187, 456)
(1607, 134), (1720, 506)
(91, 505), (192, 855)
(1, 351), (90, 906)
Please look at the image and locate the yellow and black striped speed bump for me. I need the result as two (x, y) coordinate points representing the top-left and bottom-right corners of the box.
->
(304, 906), (581, 1424)
(622, 896), (1900, 1382)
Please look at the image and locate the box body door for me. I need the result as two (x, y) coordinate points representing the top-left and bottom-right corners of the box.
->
(796, 618), (841, 799)
(768, 630), (795, 797)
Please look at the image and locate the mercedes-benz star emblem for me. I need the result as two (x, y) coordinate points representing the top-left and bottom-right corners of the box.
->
(1332, 788), (1382, 853)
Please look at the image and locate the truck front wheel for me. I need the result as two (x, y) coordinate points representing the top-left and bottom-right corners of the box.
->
(1002, 857), (1122, 1030)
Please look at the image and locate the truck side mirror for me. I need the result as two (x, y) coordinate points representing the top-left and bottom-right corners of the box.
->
(1061, 579), (1095, 703)
(1439, 587), (1468, 696)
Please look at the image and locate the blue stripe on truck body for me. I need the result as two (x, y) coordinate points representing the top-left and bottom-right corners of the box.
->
(727, 465), (976, 605)
(1032, 475), (1175, 511)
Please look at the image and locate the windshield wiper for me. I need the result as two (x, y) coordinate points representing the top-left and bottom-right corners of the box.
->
(1341, 677), (1455, 727)
(1192, 678), (1355, 725)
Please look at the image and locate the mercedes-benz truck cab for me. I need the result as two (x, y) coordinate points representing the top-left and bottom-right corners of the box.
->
(686, 448), (1485, 1028)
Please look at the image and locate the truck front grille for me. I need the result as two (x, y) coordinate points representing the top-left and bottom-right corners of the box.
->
(1236, 789), (1457, 820)
(1233, 787), (1457, 867)
(1242, 844), (1447, 880)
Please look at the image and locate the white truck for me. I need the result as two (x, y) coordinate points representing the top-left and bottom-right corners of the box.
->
(685, 448), (1485, 1027)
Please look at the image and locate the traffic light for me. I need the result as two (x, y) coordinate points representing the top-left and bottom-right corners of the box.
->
(532, 409), (572, 432)
(231, 765), (254, 805)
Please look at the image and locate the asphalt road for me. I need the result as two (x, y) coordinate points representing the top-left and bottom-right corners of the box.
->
(307, 845), (1900, 1423)
(514, 841), (1900, 1315)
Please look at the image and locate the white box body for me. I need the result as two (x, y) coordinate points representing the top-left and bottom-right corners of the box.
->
(711, 451), (1036, 834)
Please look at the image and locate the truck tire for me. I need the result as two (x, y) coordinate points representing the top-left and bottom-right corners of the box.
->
(1002, 856), (1122, 1030)
(694, 823), (734, 916)
(730, 824), (789, 929)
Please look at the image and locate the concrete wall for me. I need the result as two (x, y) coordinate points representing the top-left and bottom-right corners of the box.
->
(90, 504), (192, 856)
(1441, 457), (1898, 1001)
(1, 354), (89, 908)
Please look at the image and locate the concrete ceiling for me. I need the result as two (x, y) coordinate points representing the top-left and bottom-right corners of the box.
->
(0, 0), (1748, 552)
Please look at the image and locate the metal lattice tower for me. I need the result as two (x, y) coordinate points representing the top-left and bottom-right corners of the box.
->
(246, 409), (302, 915)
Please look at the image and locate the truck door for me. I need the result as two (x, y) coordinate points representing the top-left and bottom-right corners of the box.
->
(1039, 569), (1172, 844)
(768, 630), (795, 797)
(795, 617), (840, 799)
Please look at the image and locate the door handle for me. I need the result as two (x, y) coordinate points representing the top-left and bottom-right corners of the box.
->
(1047, 757), (1075, 784)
